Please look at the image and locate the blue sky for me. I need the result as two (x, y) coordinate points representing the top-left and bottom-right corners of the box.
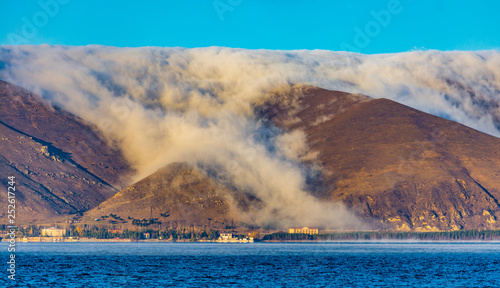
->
(0, 0), (499, 53)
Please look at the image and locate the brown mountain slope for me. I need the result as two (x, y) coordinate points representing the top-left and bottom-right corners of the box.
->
(84, 163), (241, 229)
(258, 86), (500, 231)
(0, 80), (132, 223)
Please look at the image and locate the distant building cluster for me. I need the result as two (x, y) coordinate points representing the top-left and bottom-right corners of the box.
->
(41, 227), (66, 237)
(216, 233), (254, 243)
(288, 227), (319, 235)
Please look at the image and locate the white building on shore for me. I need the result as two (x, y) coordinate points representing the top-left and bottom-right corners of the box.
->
(288, 227), (319, 235)
(41, 227), (66, 237)
(217, 233), (254, 243)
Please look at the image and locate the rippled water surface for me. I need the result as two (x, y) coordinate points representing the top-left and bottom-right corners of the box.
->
(2, 242), (500, 287)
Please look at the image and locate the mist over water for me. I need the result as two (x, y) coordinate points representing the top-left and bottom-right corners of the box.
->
(1, 46), (499, 229)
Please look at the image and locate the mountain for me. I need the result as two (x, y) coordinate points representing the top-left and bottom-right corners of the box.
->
(257, 86), (500, 231)
(0, 80), (132, 223)
(4, 79), (500, 232)
(84, 162), (244, 229)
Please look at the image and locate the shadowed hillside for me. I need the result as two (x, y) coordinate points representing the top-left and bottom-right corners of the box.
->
(0, 80), (132, 223)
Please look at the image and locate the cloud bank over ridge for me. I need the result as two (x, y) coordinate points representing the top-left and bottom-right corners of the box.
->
(0, 46), (499, 228)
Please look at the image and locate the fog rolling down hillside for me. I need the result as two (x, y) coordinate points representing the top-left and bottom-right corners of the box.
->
(1, 78), (499, 231)
(84, 85), (500, 231)
(1, 46), (500, 230)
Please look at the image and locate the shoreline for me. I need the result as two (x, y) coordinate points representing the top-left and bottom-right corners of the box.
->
(4, 238), (500, 243)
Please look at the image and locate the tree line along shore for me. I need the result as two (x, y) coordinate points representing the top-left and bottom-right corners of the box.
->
(262, 230), (500, 241)
(1, 224), (500, 242)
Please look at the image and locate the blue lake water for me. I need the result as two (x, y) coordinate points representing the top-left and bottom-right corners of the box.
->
(1, 242), (500, 287)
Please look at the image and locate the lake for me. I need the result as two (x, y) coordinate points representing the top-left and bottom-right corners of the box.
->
(2, 242), (500, 287)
